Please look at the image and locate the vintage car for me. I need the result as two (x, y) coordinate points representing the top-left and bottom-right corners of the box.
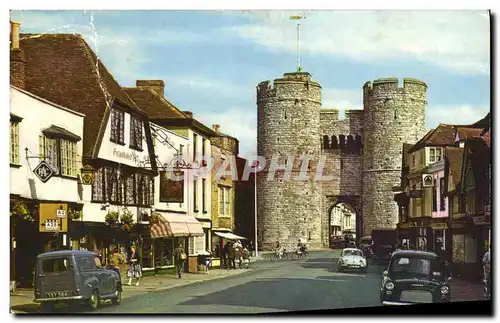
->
(380, 250), (452, 305)
(34, 250), (122, 312)
(337, 248), (367, 273)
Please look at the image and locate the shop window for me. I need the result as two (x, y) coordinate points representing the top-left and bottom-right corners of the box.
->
(453, 234), (477, 263)
(110, 108), (125, 144)
(155, 238), (173, 267)
(10, 120), (19, 165)
(189, 236), (205, 255)
(129, 116), (143, 150)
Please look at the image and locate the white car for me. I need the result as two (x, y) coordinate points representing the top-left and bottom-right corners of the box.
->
(337, 248), (368, 273)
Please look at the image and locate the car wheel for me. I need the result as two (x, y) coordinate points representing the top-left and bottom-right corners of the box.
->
(338, 266), (343, 272)
(111, 285), (121, 305)
(40, 301), (55, 313)
(361, 267), (367, 274)
(88, 289), (100, 310)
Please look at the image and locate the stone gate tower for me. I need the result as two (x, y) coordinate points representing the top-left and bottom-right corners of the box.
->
(257, 72), (323, 250)
(361, 78), (427, 236)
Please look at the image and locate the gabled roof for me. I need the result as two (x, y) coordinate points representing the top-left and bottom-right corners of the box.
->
(445, 147), (464, 187)
(123, 87), (187, 119)
(408, 124), (457, 153)
(19, 33), (146, 158)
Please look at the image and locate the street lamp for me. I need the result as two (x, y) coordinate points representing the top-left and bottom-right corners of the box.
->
(251, 160), (261, 257)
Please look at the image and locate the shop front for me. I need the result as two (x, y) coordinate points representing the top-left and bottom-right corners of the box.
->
(396, 222), (410, 247)
(407, 217), (432, 251)
(430, 221), (448, 256)
(150, 213), (204, 274)
(450, 218), (480, 280)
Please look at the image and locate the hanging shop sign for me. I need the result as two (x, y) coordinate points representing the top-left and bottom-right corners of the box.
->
(80, 165), (95, 185)
(33, 160), (55, 183)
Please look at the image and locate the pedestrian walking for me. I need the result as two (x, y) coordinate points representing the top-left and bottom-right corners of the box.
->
(108, 246), (125, 283)
(482, 246), (491, 281)
(174, 242), (187, 279)
(126, 246), (142, 286)
(234, 242), (242, 268)
(228, 242), (236, 269)
(222, 242), (228, 269)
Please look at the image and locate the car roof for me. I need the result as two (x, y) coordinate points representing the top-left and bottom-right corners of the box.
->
(37, 250), (96, 258)
(391, 250), (439, 259)
(342, 248), (362, 252)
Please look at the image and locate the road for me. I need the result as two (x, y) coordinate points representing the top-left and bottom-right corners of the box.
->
(94, 250), (385, 313)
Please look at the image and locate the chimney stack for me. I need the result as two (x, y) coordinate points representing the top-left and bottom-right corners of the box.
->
(212, 124), (220, 134)
(183, 111), (193, 118)
(136, 80), (165, 97)
(10, 21), (25, 89)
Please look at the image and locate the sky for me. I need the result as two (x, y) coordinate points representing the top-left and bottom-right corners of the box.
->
(9, 10), (491, 158)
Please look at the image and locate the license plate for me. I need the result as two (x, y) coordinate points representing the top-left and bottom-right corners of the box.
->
(46, 291), (69, 298)
(400, 290), (433, 303)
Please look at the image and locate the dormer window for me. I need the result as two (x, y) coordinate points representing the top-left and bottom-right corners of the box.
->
(429, 147), (443, 164)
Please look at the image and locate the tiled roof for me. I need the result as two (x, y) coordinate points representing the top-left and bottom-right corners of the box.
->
(456, 127), (483, 141)
(123, 88), (187, 120)
(19, 33), (145, 158)
(408, 124), (456, 153)
(445, 147), (464, 187)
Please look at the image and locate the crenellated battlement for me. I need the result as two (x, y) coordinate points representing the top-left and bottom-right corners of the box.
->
(322, 134), (363, 153)
(363, 77), (427, 105)
(257, 71), (322, 104)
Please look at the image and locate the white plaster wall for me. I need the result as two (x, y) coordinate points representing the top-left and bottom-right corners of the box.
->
(97, 110), (150, 167)
(187, 129), (212, 221)
(151, 123), (188, 214)
(10, 87), (84, 203)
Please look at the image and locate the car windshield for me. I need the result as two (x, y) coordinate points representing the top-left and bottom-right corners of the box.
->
(41, 257), (71, 273)
(343, 250), (363, 257)
(390, 256), (445, 278)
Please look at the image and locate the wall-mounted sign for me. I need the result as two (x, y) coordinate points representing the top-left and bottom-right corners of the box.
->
(80, 165), (95, 185)
(409, 190), (422, 198)
(33, 161), (54, 183)
(39, 203), (68, 233)
(113, 148), (140, 162)
(431, 222), (448, 230)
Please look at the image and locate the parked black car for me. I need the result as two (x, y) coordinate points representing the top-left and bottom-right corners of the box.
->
(380, 250), (452, 305)
(34, 250), (122, 312)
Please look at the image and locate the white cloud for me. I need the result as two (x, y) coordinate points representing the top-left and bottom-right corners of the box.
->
(222, 10), (490, 75)
(196, 108), (257, 158)
(168, 75), (253, 99)
(426, 104), (490, 129)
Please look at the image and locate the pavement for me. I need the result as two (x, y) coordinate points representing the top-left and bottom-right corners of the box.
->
(10, 249), (488, 314)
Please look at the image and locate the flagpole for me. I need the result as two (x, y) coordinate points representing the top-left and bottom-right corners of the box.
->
(290, 14), (304, 72)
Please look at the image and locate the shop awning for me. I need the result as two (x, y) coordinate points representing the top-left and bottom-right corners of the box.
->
(214, 232), (247, 240)
(150, 214), (204, 238)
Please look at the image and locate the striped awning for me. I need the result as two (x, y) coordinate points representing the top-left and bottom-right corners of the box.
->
(150, 214), (204, 238)
(214, 231), (247, 240)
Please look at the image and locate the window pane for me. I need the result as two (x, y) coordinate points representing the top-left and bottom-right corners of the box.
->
(92, 167), (104, 201)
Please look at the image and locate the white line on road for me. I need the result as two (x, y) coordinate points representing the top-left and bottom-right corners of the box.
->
(260, 277), (349, 283)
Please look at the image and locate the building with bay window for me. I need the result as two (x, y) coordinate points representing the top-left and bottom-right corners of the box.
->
(10, 86), (85, 289)
(12, 26), (159, 274)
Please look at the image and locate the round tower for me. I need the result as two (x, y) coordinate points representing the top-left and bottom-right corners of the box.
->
(257, 72), (322, 250)
(361, 77), (427, 236)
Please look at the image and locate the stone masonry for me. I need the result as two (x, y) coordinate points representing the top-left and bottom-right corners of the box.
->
(257, 72), (427, 250)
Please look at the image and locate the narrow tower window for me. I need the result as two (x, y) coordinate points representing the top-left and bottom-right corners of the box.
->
(284, 109), (287, 120)
(394, 109), (398, 119)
